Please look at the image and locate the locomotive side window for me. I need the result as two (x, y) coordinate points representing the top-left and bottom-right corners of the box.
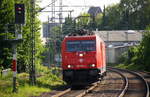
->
(66, 40), (96, 52)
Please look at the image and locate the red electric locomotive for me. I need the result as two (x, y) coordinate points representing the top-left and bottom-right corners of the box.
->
(61, 32), (106, 85)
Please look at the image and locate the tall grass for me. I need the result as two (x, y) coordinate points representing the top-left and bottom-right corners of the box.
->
(0, 66), (64, 97)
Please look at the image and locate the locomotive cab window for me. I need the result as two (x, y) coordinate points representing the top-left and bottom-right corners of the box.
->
(66, 40), (96, 52)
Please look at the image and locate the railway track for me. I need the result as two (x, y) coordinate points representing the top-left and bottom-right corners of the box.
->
(51, 81), (100, 97)
(108, 68), (128, 97)
(36, 68), (149, 97)
(51, 69), (127, 97)
(84, 69), (127, 97)
(109, 67), (149, 97)
(135, 71), (150, 85)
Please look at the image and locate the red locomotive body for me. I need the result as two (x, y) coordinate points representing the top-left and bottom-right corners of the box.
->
(61, 34), (106, 85)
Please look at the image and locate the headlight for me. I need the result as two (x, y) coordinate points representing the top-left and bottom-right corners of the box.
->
(79, 53), (83, 57)
(68, 65), (71, 68)
(91, 64), (95, 67)
(67, 65), (73, 68)
(89, 64), (96, 67)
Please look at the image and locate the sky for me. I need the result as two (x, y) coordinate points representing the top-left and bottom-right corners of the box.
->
(38, 0), (120, 22)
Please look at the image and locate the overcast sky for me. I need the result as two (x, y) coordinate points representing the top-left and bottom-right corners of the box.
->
(38, 0), (120, 22)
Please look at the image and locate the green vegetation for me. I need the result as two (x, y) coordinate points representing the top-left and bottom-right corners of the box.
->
(0, 66), (64, 97)
(0, 1), (64, 96)
(116, 26), (150, 71)
(115, 64), (145, 71)
(100, 0), (150, 30)
(61, 0), (150, 32)
(62, 16), (76, 35)
(97, 0), (150, 71)
(0, 0), (46, 88)
(0, 0), (44, 71)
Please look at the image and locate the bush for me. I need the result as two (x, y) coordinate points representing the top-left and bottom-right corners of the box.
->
(141, 26), (150, 71)
(117, 26), (150, 72)
(0, 65), (64, 97)
(0, 69), (12, 80)
(118, 52), (128, 64)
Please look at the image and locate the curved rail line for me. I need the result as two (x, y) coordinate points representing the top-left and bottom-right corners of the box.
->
(108, 68), (129, 97)
(61, 69), (128, 97)
(134, 71), (150, 97)
(110, 67), (149, 97)
(52, 69), (128, 97)
(52, 67), (149, 97)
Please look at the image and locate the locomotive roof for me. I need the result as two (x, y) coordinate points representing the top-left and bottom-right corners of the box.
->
(64, 34), (105, 43)
(64, 35), (96, 39)
(64, 29), (105, 42)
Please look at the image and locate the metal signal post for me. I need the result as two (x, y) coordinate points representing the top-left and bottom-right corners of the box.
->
(12, 43), (17, 92)
(30, 0), (36, 85)
(12, 25), (23, 93)
(12, 4), (25, 92)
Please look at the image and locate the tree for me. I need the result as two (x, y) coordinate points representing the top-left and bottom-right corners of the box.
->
(0, 0), (14, 68)
(62, 17), (75, 35)
(98, 0), (150, 30)
(49, 26), (62, 65)
(76, 13), (91, 30)
(0, 0), (44, 74)
(119, 0), (150, 29)
(95, 13), (103, 30)
(141, 26), (150, 71)
(100, 4), (122, 30)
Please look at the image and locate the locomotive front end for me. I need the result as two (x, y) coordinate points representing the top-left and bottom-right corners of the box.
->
(61, 36), (101, 85)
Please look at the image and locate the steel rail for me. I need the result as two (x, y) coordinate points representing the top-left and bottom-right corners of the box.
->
(76, 68), (129, 97)
(108, 68), (129, 97)
(52, 67), (149, 97)
(51, 88), (71, 97)
(133, 72), (150, 97)
(110, 67), (150, 97)
(75, 81), (100, 97)
(53, 69), (128, 97)
(51, 81), (100, 97)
